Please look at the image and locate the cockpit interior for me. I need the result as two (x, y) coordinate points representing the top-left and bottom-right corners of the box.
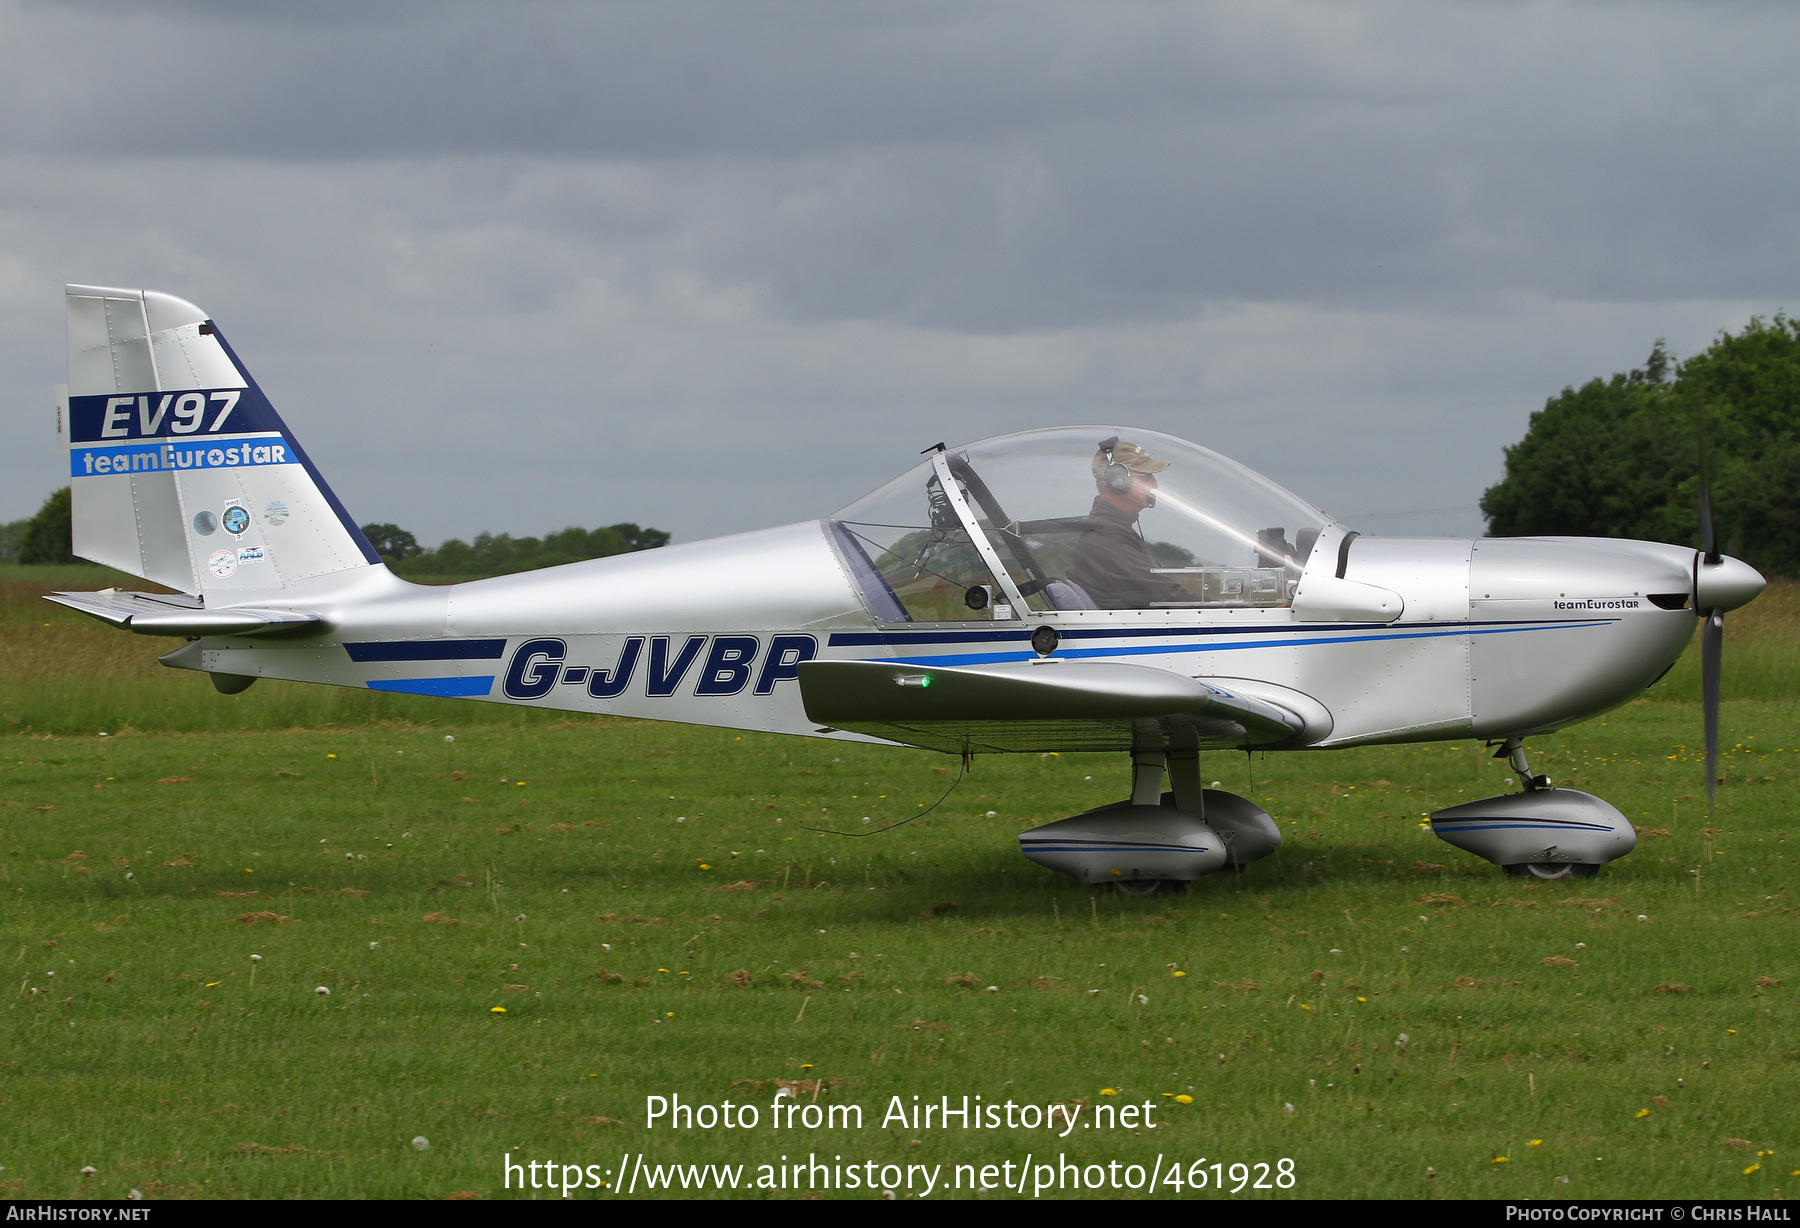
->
(828, 426), (1335, 622)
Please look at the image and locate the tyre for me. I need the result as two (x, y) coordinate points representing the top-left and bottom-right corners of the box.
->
(1114, 878), (1185, 896)
(1503, 862), (1599, 880)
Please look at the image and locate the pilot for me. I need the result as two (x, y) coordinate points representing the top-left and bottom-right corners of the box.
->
(1067, 437), (1190, 610)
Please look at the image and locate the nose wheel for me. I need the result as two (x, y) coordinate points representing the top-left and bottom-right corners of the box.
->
(1112, 878), (1186, 896)
(1503, 862), (1598, 880)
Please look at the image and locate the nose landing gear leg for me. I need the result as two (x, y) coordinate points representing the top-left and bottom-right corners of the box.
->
(1496, 737), (1552, 791)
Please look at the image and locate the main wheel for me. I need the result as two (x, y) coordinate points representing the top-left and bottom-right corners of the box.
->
(1114, 878), (1185, 896)
(1503, 862), (1599, 880)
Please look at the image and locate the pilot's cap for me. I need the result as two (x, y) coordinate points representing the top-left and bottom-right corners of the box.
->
(1092, 438), (1171, 478)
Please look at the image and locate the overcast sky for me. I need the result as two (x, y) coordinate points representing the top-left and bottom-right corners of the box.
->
(2, 1), (1795, 545)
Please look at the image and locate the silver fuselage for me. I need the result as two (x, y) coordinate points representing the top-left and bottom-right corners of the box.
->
(164, 519), (1709, 752)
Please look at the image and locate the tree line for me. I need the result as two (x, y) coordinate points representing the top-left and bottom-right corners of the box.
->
(1481, 315), (1800, 576)
(360, 521), (670, 578)
(0, 491), (667, 577)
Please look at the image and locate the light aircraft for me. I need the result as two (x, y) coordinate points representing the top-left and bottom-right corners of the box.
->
(46, 285), (1766, 891)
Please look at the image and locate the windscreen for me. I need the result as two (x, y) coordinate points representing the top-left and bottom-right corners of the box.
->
(832, 426), (1334, 619)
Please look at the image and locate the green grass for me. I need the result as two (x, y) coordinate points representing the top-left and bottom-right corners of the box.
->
(1, 566), (1796, 1199)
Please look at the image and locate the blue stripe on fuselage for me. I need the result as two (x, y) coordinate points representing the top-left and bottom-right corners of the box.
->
(366, 676), (496, 698)
(845, 619), (1611, 668)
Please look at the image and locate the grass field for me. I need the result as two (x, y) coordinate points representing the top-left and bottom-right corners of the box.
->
(1, 565), (1796, 1199)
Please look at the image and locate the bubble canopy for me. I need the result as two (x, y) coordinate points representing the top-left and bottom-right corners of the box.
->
(829, 426), (1336, 622)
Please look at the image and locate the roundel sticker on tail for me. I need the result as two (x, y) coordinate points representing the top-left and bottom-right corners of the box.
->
(207, 549), (238, 578)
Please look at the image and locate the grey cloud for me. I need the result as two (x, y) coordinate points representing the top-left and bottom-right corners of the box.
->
(0, 2), (1795, 548)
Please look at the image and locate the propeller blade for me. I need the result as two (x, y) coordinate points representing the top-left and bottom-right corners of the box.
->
(1699, 403), (1719, 564)
(1703, 606), (1723, 808)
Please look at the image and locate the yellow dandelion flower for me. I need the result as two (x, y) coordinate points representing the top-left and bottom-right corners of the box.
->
(204, 981), (220, 987)
(1744, 1164), (1761, 1175)
(1528, 1139), (1543, 1147)
(657, 968), (670, 973)
(1173, 971), (1186, 978)
(699, 864), (712, 870)
(490, 1006), (506, 1013)
(1301, 1004), (1312, 1011)
(1356, 996), (1367, 1002)
(665, 1012), (674, 1018)
(1493, 1156), (1508, 1164)
(1100, 1088), (1118, 1097)
(1175, 1095), (1194, 1105)
(327, 753), (336, 759)
(1636, 1109), (1651, 1118)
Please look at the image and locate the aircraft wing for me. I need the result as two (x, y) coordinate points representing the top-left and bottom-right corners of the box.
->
(798, 658), (1307, 754)
(45, 590), (324, 637)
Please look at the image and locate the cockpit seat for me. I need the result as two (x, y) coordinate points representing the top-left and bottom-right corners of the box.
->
(1043, 578), (1098, 611)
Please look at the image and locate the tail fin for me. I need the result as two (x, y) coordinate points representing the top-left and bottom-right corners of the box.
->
(62, 285), (379, 595)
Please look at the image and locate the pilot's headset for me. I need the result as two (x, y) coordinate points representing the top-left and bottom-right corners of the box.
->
(1096, 436), (1135, 495)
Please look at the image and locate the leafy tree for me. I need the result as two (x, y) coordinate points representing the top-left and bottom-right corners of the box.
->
(359, 522), (423, 562)
(0, 517), (29, 564)
(18, 487), (80, 566)
(1482, 318), (1800, 576)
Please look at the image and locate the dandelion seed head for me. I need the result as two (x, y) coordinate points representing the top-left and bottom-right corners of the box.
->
(315, 986), (330, 996)
(413, 1136), (430, 1150)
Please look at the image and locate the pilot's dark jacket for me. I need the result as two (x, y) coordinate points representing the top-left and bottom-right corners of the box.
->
(1066, 497), (1189, 610)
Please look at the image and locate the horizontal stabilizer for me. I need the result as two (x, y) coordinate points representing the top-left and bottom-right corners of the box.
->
(46, 590), (324, 637)
(798, 658), (1305, 754)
